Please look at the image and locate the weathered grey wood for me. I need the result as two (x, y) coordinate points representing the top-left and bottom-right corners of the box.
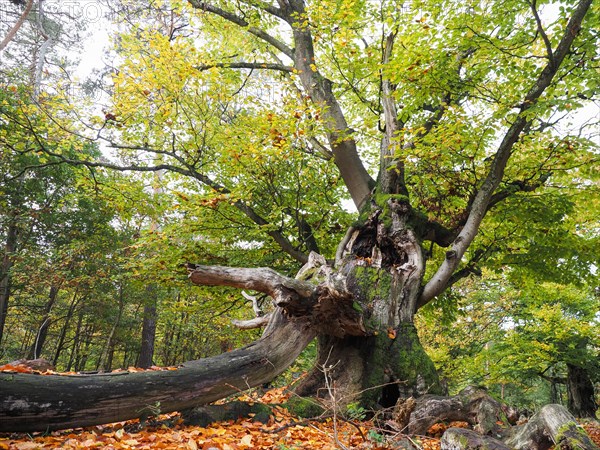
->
(441, 428), (511, 450)
(407, 387), (506, 436)
(505, 404), (599, 450)
(0, 310), (315, 432)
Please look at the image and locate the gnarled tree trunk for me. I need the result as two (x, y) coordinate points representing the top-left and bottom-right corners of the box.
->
(0, 216), (441, 433)
(295, 199), (443, 409)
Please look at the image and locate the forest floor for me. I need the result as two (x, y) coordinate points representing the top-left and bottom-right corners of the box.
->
(0, 385), (443, 449)
(1, 364), (599, 449)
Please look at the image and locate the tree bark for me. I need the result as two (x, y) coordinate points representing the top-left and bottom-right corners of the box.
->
(566, 363), (598, 418)
(138, 286), (158, 368)
(27, 284), (60, 360)
(0, 222), (18, 346)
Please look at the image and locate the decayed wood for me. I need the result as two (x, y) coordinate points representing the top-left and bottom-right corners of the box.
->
(407, 387), (507, 436)
(430, 396), (599, 450)
(415, 394), (599, 450)
(441, 428), (511, 450)
(504, 404), (599, 450)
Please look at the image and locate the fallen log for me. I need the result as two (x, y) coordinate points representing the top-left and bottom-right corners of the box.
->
(406, 386), (507, 436)
(504, 403), (599, 450)
(441, 428), (510, 450)
(393, 387), (599, 450)
(0, 311), (315, 432)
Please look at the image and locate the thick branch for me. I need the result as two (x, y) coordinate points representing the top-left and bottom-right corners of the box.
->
(187, 264), (315, 298)
(290, 4), (374, 209)
(379, 31), (408, 196)
(188, 260), (365, 337)
(419, 0), (593, 305)
(0, 0), (34, 51)
(34, 146), (309, 263)
(188, 1), (293, 58)
(196, 62), (292, 72)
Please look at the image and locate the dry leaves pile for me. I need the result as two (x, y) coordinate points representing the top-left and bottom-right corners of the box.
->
(583, 423), (600, 447)
(0, 362), (178, 376)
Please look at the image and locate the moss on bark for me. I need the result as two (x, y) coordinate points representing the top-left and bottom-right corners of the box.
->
(285, 396), (325, 418)
(389, 323), (442, 397)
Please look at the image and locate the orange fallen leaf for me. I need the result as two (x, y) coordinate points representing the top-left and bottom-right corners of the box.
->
(0, 364), (34, 373)
(14, 443), (41, 450)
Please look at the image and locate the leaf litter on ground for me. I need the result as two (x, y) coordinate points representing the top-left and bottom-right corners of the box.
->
(1, 364), (599, 449)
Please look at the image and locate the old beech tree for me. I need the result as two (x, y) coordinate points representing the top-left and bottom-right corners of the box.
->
(1, 0), (598, 443)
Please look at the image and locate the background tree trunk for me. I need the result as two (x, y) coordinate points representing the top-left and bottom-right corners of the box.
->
(52, 292), (81, 367)
(0, 221), (18, 346)
(138, 286), (157, 368)
(566, 363), (598, 418)
(27, 284), (59, 360)
(98, 287), (124, 372)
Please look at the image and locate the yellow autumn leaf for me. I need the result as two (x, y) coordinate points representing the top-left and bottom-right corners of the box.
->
(240, 434), (253, 446)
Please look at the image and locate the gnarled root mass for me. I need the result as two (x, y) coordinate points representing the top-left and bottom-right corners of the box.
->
(392, 387), (598, 450)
